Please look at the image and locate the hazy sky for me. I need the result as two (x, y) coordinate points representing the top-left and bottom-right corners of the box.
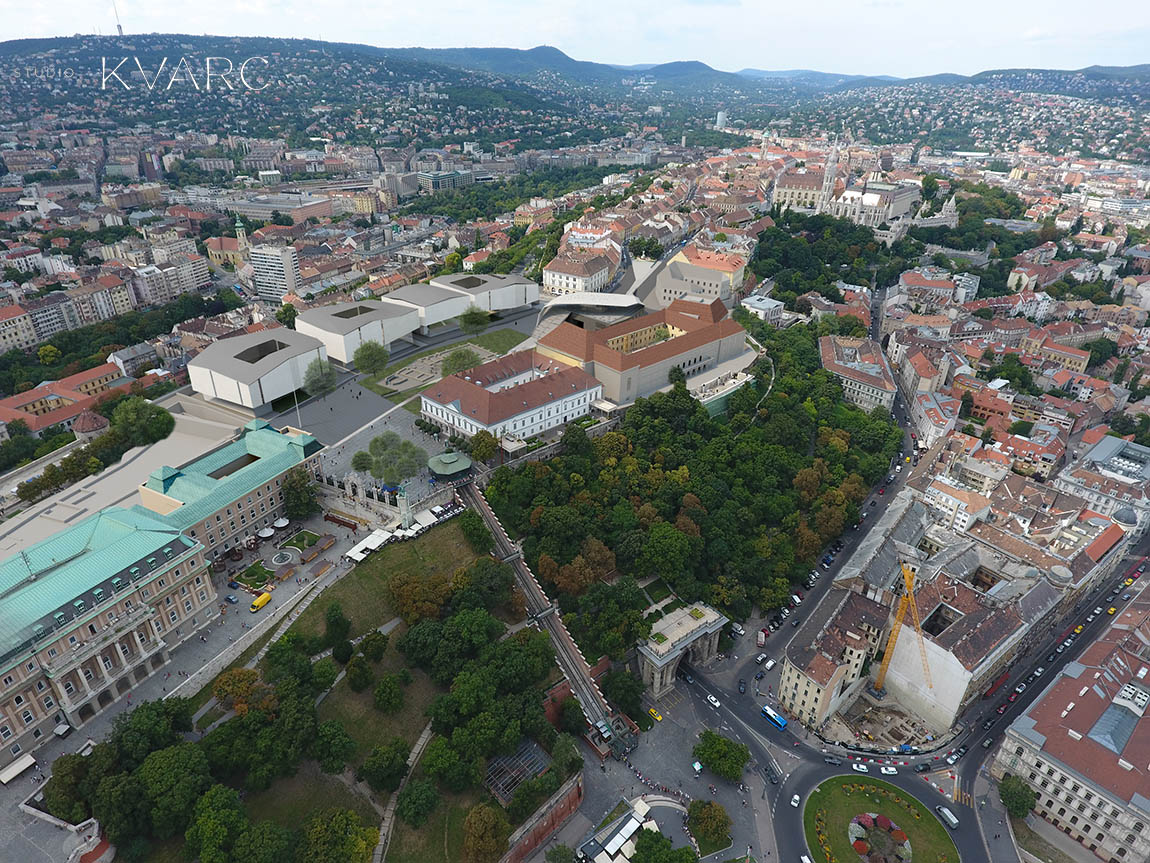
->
(9, 0), (1148, 78)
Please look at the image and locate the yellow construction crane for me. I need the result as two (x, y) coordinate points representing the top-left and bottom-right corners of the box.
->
(874, 562), (932, 692)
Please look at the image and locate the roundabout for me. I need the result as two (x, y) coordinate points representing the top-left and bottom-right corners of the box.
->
(802, 777), (959, 863)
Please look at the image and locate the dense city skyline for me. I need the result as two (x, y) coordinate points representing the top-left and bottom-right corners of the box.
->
(21, 0), (1150, 78)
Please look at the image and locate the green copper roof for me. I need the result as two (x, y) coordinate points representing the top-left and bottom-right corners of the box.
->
(0, 508), (198, 661)
(138, 420), (321, 531)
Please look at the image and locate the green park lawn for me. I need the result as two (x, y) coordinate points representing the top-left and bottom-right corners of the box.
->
(316, 647), (439, 765)
(243, 759), (378, 828)
(283, 529), (320, 551)
(235, 560), (273, 590)
(802, 777), (959, 863)
(387, 777), (479, 863)
(144, 762), (377, 863)
(287, 519), (476, 642)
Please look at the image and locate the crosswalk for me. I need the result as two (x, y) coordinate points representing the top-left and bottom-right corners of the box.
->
(950, 773), (973, 807)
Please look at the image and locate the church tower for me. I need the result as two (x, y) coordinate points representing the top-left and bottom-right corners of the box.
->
(817, 143), (839, 214)
(235, 216), (248, 251)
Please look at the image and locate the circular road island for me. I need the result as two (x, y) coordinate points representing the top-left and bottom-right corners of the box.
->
(802, 776), (960, 863)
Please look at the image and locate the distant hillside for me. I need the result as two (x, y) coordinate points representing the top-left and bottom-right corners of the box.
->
(378, 45), (750, 91)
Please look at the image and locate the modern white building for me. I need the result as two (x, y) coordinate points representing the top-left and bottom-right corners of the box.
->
(296, 301), (420, 363)
(427, 273), (540, 312)
(741, 295), (784, 326)
(251, 245), (302, 304)
(188, 328), (326, 413)
(420, 350), (602, 441)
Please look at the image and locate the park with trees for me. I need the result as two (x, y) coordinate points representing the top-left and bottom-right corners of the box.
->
(485, 311), (901, 659)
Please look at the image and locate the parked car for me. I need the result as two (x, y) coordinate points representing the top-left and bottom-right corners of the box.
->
(227, 581), (240, 589)
(754, 670), (765, 680)
(996, 704), (1008, 714)
(756, 653), (769, 664)
(1109, 606), (1118, 615)
(1014, 683), (1027, 695)
(851, 763), (870, 773)
(648, 708), (662, 722)
(982, 719), (996, 731)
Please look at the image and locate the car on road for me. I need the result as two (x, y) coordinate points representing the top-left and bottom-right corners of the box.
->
(648, 708), (662, 722)
(982, 719), (996, 730)
(738, 679), (747, 694)
(1087, 614), (1096, 622)
(1139, 563), (1146, 573)
(791, 794), (801, 807)
(1014, 683), (1027, 695)
(956, 745), (968, 757)
(1094, 606), (1104, 615)
(945, 753), (959, 765)
(1109, 606), (1118, 615)
(1123, 593), (1132, 601)
(706, 694), (721, 709)
(997, 704), (1008, 714)
(756, 653), (769, 664)
(851, 763), (870, 773)
(982, 738), (995, 749)
(914, 763), (931, 773)
(791, 618), (801, 627)
(225, 594), (238, 604)
(879, 487), (885, 495)
(880, 766), (898, 775)
(1047, 653), (1057, 663)
(1125, 578), (1135, 586)
(227, 581), (240, 589)
(824, 757), (842, 766)
(682, 673), (694, 685)
(1008, 692), (1019, 702)
(1074, 624), (1084, 634)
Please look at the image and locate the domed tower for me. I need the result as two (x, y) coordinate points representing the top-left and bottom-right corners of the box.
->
(1113, 506), (1138, 533)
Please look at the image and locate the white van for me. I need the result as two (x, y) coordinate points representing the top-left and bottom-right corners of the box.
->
(801, 856), (813, 863)
(935, 805), (959, 829)
(791, 594), (803, 606)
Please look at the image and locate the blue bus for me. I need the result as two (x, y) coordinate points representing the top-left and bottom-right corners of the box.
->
(761, 704), (787, 730)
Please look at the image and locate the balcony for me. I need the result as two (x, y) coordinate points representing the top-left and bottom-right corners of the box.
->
(43, 604), (157, 678)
